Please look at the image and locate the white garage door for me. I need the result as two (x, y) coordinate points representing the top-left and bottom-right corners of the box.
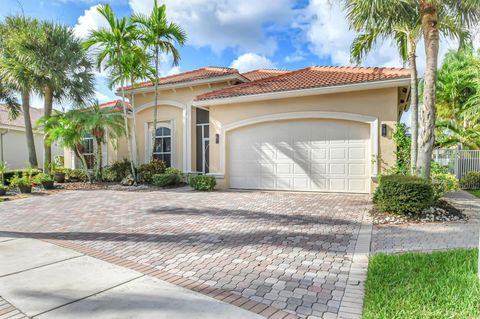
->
(228, 119), (370, 193)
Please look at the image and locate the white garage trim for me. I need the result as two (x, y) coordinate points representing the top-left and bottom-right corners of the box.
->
(217, 111), (379, 178)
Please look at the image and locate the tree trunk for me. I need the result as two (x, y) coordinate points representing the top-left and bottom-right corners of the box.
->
(130, 78), (139, 167)
(408, 38), (419, 175)
(95, 137), (103, 181)
(152, 45), (159, 161)
(120, 79), (137, 183)
(43, 85), (53, 173)
(74, 144), (92, 183)
(21, 91), (38, 167)
(417, 2), (439, 179)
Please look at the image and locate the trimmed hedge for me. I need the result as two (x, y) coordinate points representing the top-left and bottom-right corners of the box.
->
(373, 175), (434, 215)
(152, 167), (182, 187)
(139, 160), (166, 184)
(190, 175), (216, 191)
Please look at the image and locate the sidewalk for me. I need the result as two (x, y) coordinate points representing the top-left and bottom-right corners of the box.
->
(0, 235), (262, 319)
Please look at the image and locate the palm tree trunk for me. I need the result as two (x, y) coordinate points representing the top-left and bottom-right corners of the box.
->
(74, 144), (92, 183)
(130, 77), (139, 166)
(417, 2), (439, 179)
(21, 91), (38, 167)
(43, 85), (53, 173)
(408, 39), (419, 175)
(152, 45), (159, 161)
(95, 137), (103, 181)
(120, 78), (137, 183)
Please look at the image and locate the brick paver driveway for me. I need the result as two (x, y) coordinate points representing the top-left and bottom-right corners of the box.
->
(0, 189), (370, 318)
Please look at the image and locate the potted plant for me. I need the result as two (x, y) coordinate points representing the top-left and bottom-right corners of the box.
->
(53, 168), (66, 183)
(0, 161), (6, 196)
(34, 173), (55, 190)
(9, 173), (33, 194)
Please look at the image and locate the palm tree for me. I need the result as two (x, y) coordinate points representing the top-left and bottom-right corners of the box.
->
(0, 16), (40, 167)
(417, 0), (480, 178)
(132, 1), (186, 160)
(40, 110), (93, 182)
(0, 82), (20, 120)
(82, 103), (125, 180)
(345, 0), (421, 174)
(84, 4), (138, 181)
(110, 48), (153, 166)
(28, 22), (95, 172)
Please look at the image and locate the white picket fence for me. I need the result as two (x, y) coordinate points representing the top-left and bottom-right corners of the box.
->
(434, 149), (480, 189)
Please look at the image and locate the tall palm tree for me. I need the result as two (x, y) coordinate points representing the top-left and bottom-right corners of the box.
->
(132, 1), (186, 160)
(345, 0), (421, 174)
(40, 110), (93, 182)
(417, 0), (480, 178)
(110, 48), (153, 166)
(0, 16), (40, 167)
(28, 22), (95, 172)
(84, 4), (138, 181)
(82, 103), (125, 180)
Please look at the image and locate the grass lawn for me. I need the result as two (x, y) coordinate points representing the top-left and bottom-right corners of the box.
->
(467, 189), (480, 198)
(363, 249), (480, 319)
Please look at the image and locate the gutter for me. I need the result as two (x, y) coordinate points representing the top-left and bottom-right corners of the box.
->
(193, 77), (411, 107)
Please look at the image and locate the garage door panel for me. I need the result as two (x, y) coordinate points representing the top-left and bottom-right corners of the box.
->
(228, 119), (370, 193)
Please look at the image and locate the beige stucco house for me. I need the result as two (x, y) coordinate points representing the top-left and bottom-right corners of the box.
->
(66, 66), (411, 193)
(0, 105), (63, 170)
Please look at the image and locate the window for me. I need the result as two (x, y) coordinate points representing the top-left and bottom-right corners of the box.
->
(153, 127), (171, 167)
(80, 136), (95, 169)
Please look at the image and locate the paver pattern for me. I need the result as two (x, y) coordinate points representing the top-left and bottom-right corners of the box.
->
(372, 191), (480, 254)
(0, 189), (371, 318)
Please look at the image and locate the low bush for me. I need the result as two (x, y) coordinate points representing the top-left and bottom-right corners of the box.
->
(460, 171), (480, 189)
(102, 159), (134, 182)
(431, 172), (459, 200)
(189, 175), (216, 191)
(373, 175), (434, 215)
(67, 169), (88, 182)
(138, 159), (166, 183)
(33, 173), (53, 184)
(152, 167), (182, 187)
(9, 172), (34, 188)
(4, 169), (40, 185)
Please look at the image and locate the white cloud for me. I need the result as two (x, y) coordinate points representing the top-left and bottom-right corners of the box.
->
(73, 4), (108, 39)
(95, 90), (111, 103)
(128, 0), (296, 56)
(230, 53), (275, 73)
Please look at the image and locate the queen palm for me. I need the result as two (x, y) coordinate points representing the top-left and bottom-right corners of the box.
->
(84, 4), (138, 181)
(0, 16), (40, 167)
(132, 1), (186, 160)
(28, 22), (95, 172)
(82, 103), (125, 180)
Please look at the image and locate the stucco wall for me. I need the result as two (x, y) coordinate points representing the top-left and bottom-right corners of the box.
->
(207, 87), (401, 189)
(1, 130), (62, 170)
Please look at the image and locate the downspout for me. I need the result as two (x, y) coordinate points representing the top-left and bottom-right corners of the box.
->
(0, 129), (8, 162)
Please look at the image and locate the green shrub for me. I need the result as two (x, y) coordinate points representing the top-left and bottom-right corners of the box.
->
(9, 172), (34, 188)
(152, 173), (178, 187)
(373, 175), (434, 215)
(431, 171), (459, 200)
(189, 175), (216, 191)
(460, 171), (480, 189)
(4, 168), (40, 185)
(33, 173), (53, 184)
(67, 169), (88, 182)
(103, 159), (134, 182)
(138, 159), (166, 183)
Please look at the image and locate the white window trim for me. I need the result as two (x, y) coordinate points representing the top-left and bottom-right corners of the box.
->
(144, 120), (176, 167)
(213, 111), (379, 178)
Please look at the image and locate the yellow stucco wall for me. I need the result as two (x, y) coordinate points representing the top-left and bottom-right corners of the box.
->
(207, 87), (401, 189)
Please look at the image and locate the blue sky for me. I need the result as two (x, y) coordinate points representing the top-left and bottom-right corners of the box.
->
(0, 0), (464, 125)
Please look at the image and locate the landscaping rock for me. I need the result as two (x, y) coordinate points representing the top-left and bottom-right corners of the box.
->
(120, 175), (135, 186)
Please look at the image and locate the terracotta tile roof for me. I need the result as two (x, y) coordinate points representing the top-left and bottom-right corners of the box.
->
(195, 66), (411, 101)
(99, 100), (131, 111)
(123, 67), (241, 90)
(241, 69), (290, 81)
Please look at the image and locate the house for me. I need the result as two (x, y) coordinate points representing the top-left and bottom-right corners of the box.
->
(0, 105), (63, 170)
(66, 66), (411, 193)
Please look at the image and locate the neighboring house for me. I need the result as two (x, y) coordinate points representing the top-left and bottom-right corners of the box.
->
(67, 66), (411, 193)
(0, 105), (63, 170)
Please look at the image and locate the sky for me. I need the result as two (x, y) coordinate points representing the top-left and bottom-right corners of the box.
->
(0, 0), (468, 125)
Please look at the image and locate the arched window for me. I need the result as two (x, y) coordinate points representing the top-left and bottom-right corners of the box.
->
(153, 126), (171, 166)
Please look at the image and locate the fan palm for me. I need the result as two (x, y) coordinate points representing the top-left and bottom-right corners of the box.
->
(0, 82), (20, 120)
(0, 15), (40, 167)
(132, 1), (186, 160)
(84, 4), (138, 181)
(82, 103), (125, 180)
(26, 22), (95, 172)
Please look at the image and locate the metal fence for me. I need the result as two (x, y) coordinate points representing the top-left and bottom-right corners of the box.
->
(434, 149), (480, 189)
